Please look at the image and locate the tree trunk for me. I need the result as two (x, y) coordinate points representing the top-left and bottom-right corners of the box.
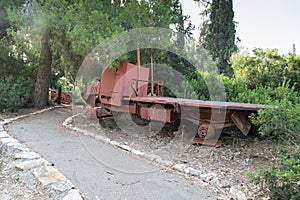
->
(33, 33), (52, 107)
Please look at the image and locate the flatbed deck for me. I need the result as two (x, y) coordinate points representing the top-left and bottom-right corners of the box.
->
(128, 96), (264, 111)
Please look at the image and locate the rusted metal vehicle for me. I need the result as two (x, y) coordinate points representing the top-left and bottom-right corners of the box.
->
(49, 88), (72, 104)
(82, 49), (264, 146)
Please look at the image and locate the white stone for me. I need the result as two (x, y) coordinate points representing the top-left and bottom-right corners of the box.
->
(0, 137), (18, 145)
(0, 131), (10, 138)
(63, 117), (73, 126)
(3, 119), (12, 124)
(131, 149), (145, 156)
(95, 135), (110, 143)
(82, 130), (94, 137)
(71, 127), (81, 132)
(154, 157), (164, 165)
(205, 172), (217, 182)
(211, 177), (221, 184)
(109, 140), (120, 146)
(145, 154), (161, 162)
(117, 144), (131, 152)
(159, 160), (173, 167)
(216, 180), (231, 188)
(230, 187), (247, 200)
(13, 144), (30, 152)
(14, 152), (41, 160)
(207, 172), (218, 177)
(187, 168), (202, 176)
(3, 143), (29, 156)
(63, 189), (82, 200)
(15, 158), (47, 171)
(34, 165), (66, 187)
(200, 173), (208, 181)
(184, 168), (190, 174)
(50, 180), (75, 192)
(172, 164), (186, 173)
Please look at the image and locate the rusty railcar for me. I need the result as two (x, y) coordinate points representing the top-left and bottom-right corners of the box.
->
(82, 50), (264, 146)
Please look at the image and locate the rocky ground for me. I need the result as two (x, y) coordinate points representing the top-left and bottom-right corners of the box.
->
(0, 152), (52, 200)
(0, 107), (82, 200)
(0, 108), (52, 200)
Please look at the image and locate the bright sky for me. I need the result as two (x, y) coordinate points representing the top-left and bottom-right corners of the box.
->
(181, 0), (300, 54)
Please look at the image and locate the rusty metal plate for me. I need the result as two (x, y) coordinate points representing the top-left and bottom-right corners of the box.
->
(128, 97), (264, 111)
(231, 112), (252, 136)
(140, 107), (172, 122)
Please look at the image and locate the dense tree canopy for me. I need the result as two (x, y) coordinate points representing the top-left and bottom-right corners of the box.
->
(199, 0), (237, 76)
(4, 0), (194, 108)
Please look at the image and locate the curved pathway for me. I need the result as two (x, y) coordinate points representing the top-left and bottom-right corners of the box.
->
(7, 108), (216, 200)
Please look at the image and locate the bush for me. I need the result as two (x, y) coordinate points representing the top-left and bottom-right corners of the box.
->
(233, 80), (299, 105)
(230, 48), (300, 91)
(221, 75), (244, 102)
(250, 102), (300, 144)
(188, 70), (210, 100)
(0, 76), (34, 112)
(249, 148), (300, 200)
(239, 81), (300, 143)
(188, 71), (234, 101)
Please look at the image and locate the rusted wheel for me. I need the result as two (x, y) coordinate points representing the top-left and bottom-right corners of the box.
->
(197, 124), (215, 140)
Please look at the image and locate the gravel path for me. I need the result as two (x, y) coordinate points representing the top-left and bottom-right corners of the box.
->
(7, 108), (216, 200)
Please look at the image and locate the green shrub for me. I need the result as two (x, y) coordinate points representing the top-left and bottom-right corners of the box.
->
(221, 75), (244, 102)
(231, 48), (300, 92)
(233, 80), (299, 105)
(188, 70), (210, 100)
(250, 101), (300, 144)
(0, 76), (34, 112)
(240, 81), (300, 143)
(188, 71), (234, 101)
(248, 148), (300, 200)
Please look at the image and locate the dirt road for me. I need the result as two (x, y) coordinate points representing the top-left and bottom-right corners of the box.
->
(7, 108), (215, 200)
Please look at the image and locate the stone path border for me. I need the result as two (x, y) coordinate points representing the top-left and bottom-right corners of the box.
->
(0, 106), (83, 200)
(64, 113), (248, 200)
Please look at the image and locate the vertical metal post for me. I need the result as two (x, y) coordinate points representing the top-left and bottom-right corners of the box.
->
(136, 48), (140, 96)
(150, 54), (154, 96)
(57, 86), (62, 105)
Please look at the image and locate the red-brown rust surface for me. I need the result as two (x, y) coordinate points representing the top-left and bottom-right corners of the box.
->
(128, 96), (264, 111)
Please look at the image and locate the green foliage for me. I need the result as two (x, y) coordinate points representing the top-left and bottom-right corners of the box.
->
(7, 0), (194, 89)
(227, 48), (300, 145)
(233, 80), (299, 105)
(188, 70), (210, 100)
(248, 148), (300, 199)
(56, 76), (73, 91)
(199, 0), (237, 76)
(0, 0), (24, 38)
(0, 76), (34, 112)
(187, 70), (228, 101)
(202, 72), (226, 101)
(220, 75), (244, 102)
(231, 48), (300, 92)
(250, 102), (300, 144)
(222, 78), (300, 143)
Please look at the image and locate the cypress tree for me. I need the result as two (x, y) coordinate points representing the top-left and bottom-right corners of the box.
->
(200, 0), (237, 76)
